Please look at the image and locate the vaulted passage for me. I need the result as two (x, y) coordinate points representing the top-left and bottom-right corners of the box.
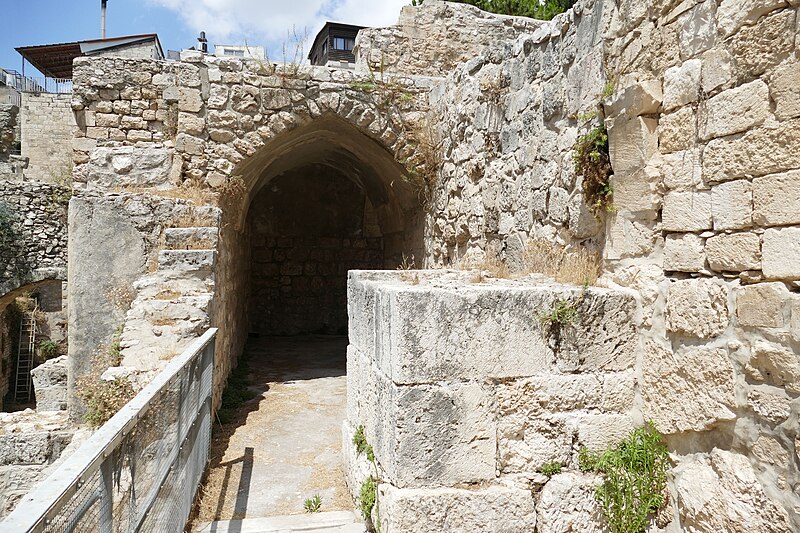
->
(234, 114), (423, 338)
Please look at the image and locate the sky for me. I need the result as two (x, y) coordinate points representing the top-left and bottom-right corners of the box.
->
(1, 0), (409, 78)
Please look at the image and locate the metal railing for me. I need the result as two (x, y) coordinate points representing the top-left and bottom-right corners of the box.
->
(1, 69), (72, 94)
(2, 328), (217, 533)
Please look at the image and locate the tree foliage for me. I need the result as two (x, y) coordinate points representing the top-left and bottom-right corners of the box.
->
(412, 0), (576, 20)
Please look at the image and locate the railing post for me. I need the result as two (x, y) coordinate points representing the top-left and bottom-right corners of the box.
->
(99, 460), (113, 533)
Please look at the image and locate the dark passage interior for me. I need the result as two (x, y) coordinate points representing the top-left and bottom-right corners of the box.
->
(237, 116), (424, 338)
(248, 165), (385, 335)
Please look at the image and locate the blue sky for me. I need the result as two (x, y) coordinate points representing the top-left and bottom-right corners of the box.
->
(2, 0), (408, 78)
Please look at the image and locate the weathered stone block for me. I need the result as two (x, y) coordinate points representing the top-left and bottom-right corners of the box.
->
(0, 432), (73, 466)
(663, 59), (701, 111)
(379, 484), (537, 533)
(662, 149), (702, 190)
(536, 473), (605, 533)
(30, 356), (67, 412)
(753, 170), (800, 226)
(736, 282), (788, 328)
(674, 449), (793, 532)
(716, 0), (786, 37)
(678, 0), (717, 59)
(642, 342), (736, 433)
(348, 272), (639, 384)
(662, 191), (711, 232)
(711, 179), (752, 230)
(87, 146), (172, 188)
(666, 279), (729, 338)
(664, 233), (705, 272)
(700, 48), (732, 93)
(604, 79), (662, 118)
(703, 118), (800, 182)
(608, 116), (659, 176)
(770, 61), (800, 120)
(728, 10), (794, 80)
(177, 87), (203, 112)
(699, 79), (770, 140)
(157, 250), (216, 272)
(705, 233), (761, 272)
(747, 341), (800, 394)
(657, 106), (695, 153)
(762, 227), (800, 279)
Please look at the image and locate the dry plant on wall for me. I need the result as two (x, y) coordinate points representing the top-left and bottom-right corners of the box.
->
(574, 121), (613, 214)
(402, 114), (443, 207)
(521, 238), (601, 285)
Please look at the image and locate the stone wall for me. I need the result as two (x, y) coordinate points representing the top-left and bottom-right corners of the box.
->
(426, 0), (607, 266)
(355, 0), (542, 77)
(20, 94), (76, 184)
(0, 104), (16, 161)
(0, 179), (68, 298)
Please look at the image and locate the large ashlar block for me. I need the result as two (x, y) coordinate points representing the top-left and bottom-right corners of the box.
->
(607, 115), (659, 176)
(711, 179), (752, 230)
(378, 484), (537, 533)
(536, 473), (605, 533)
(705, 232), (761, 271)
(662, 191), (712, 232)
(753, 170), (800, 226)
(736, 282), (788, 328)
(663, 59), (701, 111)
(348, 271), (639, 384)
(770, 61), (800, 120)
(762, 227), (800, 279)
(674, 449), (793, 532)
(657, 106), (696, 153)
(642, 342), (736, 434)
(347, 346), (497, 488)
(665, 279), (729, 338)
(87, 145), (172, 188)
(604, 79), (662, 118)
(664, 233), (706, 272)
(703, 118), (800, 182)
(699, 79), (770, 140)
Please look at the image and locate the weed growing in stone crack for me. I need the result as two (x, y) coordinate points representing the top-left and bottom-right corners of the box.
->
(108, 325), (124, 366)
(539, 299), (579, 326)
(579, 422), (670, 533)
(38, 339), (59, 360)
(354, 426), (381, 531)
(77, 376), (136, 428)
(303, 494), (322, 513)
(539, 461), (563, 477)
(574, 123), (614, 215)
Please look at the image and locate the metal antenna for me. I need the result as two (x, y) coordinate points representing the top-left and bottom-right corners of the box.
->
(101, 0), (108, 39)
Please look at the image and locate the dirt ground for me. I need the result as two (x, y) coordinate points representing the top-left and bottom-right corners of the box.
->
(191, 335), (353, 528)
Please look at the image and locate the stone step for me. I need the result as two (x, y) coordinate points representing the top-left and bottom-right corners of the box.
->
(158, 249), (216, 272)
(195, 511), (365, 533)
(163, 226), (219, 250)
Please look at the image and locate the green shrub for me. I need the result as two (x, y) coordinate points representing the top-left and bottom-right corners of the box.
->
(539, 299), (579, 326)
(39, 339), (59, 359)
(574, 124), (613, 214)
(303, 494), (322, 513)
(579, 422), (670, 533)
(359, 476), (378, 520)
(413, 0), (576, 20)
(353, 425), (375, 462)
(539, 461), (563, 477)
(77, 377), (135, 427)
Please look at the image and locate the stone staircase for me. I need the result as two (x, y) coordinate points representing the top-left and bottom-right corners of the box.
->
(195, 511), (365, 533)
(110, 220), (221, 384)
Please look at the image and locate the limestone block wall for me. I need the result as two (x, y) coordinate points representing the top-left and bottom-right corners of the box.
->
(20, 94), (76, 184)
(0, 179), (68, 298)
(427, 0), (607, 266)
(355, 0), (542, 77)
(0, 104), (17, 161)
(344, 270), (641, 532)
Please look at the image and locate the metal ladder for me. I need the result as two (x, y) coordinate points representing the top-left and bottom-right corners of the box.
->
(13, 307), (37, 404)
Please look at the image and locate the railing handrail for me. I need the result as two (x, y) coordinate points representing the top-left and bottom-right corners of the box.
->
(1, 327), (217, 532)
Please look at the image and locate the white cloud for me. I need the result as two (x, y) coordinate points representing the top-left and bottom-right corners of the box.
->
(147, 0), (408, 57)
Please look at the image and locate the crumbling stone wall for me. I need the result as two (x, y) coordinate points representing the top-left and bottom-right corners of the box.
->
(20, 94), (76, 184)
(0, 104), (17, 163)
(355, 1), (541, 77)
(0, 179), (68, 298)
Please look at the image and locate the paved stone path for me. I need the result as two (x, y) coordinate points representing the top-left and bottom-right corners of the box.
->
(193, 336), (361, 531)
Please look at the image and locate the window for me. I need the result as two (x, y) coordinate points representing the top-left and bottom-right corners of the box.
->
(223, 48), (245, 57)
(332, 36), (354, 51)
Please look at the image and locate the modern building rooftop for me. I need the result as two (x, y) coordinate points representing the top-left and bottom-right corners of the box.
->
(16, 34), (164, 78)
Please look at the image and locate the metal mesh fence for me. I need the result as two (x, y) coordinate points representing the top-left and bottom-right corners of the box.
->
(3, 329), (216, 533)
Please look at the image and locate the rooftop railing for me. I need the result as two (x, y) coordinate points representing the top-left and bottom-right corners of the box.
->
(1, 328), (217, 533)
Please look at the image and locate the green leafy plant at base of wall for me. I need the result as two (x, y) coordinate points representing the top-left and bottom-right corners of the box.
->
(38, 339), (59, 360)
(354, 426), (381, 532)
(579, 422), (670, 533)
(303, 494), (322, 513)
(216, 357), (258, 425)
(574, 123), (614, 214)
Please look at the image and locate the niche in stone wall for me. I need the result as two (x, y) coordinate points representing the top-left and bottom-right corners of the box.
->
(248, 164), (384, 336)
